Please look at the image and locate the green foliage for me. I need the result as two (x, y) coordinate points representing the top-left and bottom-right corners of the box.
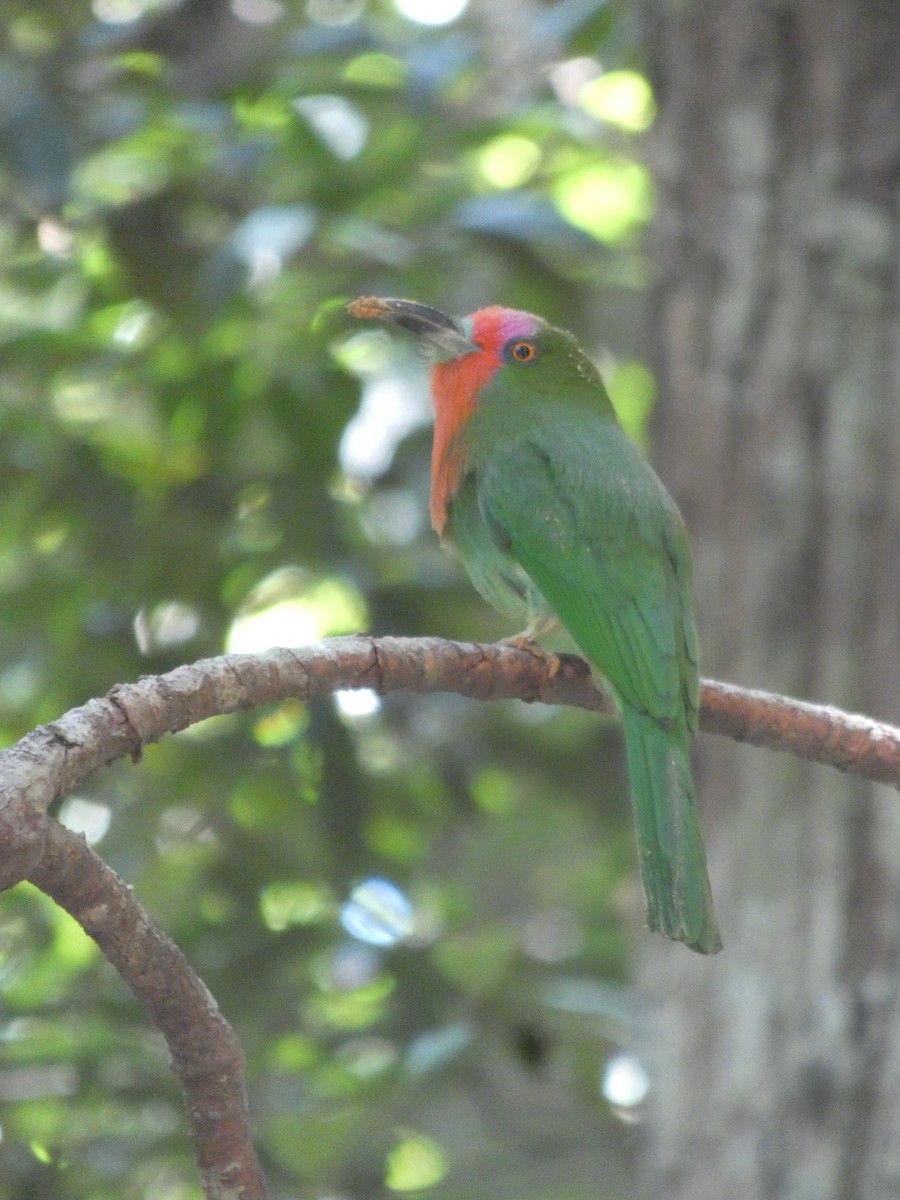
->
(0, 1), (656, 1195)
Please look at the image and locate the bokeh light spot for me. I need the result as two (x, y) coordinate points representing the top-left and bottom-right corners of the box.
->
(226, 569), (367, 653)
(477, 135), (541, 189)
(293, 95), (368, 160)
(58, 797), (112, 846)
(602, 1052), (650, 1110)
(393, 0), (467, 26)
(385, 1132), (447, 1191)
(580, 70), (656, 132)
(260, 880), (333, 931)
(554, 158), (653, 243)
(340, 878), (414, 946)
(335, 688), (382, 718)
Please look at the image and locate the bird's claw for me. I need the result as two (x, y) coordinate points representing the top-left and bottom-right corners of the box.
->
(500, 619), (562, 676)
(500, 615), (559, 650)
(501, 632), (546, 652)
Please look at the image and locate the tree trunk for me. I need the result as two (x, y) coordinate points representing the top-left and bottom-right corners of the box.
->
(639, 2), (900, 1196)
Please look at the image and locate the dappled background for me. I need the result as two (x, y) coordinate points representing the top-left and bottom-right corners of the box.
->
(2, 1), (670, 1196)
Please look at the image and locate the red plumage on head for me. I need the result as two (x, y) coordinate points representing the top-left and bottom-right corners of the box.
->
(429, 307), (540, 535)
(469, 306), (541, 357)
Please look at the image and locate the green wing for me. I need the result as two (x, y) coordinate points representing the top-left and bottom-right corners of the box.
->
(471, 429), (719, 953)
(475, 429), (698, 726)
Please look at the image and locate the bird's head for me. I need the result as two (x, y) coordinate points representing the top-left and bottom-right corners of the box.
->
(346, 296), (600, 531)
(347, 295), (546, 366)
(346, 295), (584, 408)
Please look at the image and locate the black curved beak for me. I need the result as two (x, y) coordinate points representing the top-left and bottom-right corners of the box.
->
(347, 296), (475, 358)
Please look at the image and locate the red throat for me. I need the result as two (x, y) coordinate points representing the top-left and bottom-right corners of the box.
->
(430, 352), (496, 535)
(429, 307), (536, 535)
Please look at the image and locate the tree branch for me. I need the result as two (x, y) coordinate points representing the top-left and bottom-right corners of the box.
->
(3, 635), (900, 1198)
(697, 677), (900, 786)
(27, 821), (266, 1200)
(2, 639), (899, 862)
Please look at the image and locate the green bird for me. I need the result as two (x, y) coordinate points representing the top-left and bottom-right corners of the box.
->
(348, 296), (721, 954)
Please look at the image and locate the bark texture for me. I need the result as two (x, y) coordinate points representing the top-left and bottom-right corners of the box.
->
(641, 1), (900, 1197)
(28, 822), (266, 1200)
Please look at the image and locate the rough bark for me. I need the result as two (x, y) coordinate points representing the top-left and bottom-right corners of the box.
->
(28, 822), (266, 1200)
(2, 640), (898, 866)
(641, 1), (900, 1196)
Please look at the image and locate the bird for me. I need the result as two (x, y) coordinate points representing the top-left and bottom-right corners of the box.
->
(347, 296), (721, 954)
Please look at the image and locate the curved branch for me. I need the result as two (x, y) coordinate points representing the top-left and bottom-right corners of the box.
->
(1, 639), (899, 862)
(3, 634), (900, 1198)
(27, 820), (266, 1200)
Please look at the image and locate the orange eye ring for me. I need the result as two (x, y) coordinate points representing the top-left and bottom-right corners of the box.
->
(510, 340), (536, 362)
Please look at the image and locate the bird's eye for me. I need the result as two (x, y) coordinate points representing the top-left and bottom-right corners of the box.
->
(510, 340), (536, 363)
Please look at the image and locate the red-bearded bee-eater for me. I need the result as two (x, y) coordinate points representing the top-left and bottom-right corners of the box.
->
(347, 296), (721, 954)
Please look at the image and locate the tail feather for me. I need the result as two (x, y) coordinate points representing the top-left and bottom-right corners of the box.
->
(620, 705), (722, 954)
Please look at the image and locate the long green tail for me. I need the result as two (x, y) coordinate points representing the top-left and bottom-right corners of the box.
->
(620, 705), (722, 954)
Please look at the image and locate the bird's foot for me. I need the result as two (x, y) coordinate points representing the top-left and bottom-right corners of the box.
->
(500, 618), (562, 677)
(501, 615), (559, 650)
